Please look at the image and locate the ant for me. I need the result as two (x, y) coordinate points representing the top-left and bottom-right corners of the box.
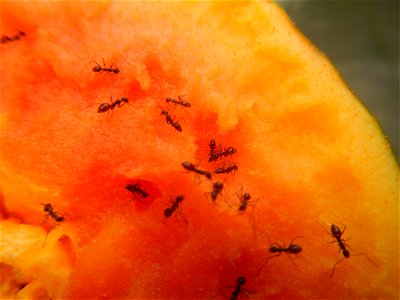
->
(255, 235), (302, 277)
(97, 96), (129, 115)
(1, 30), (25, 44)
(208, 144), (237, 162)
(161, 109), (182, 132)
(238, 191), (252, 212)
(231, 188), (256, 213)
(328, 224), (376, 279)
(125, 183), (149, 199)
(230, 276), (247, 300)
(91, 58), (120, 74)
(207, 139), (220, 160)
(214, 163), (238, 175)
(181, 161), (212, 180)
(209, 139), (218, 153)
(41, 203), (64, 248)
(41, 203), (64, 224)
(212, 276), (250, 300)
(210, 181), (224, 202)
(166, 96), (191, 108)
(163, 195), (188, 224)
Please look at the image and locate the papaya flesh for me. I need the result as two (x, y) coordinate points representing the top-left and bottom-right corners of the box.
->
(0, 1), (398, 299)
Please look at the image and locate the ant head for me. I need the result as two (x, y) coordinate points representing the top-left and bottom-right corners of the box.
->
(181, 161), (194, 171)
(121, 97), (128, 103)
(331, 224), (341, 237)
(93, 65), (102, 73)
(176, 195), (185, 203)
(289, 244), (302, 254)
(112, 68), (120, 74)
(125, 183), (138, 192)
(174, 123), (182, 132)
(237, 276), (246, 286)
(226, 147), (236, 155)
(41, 203), (53, 212)
(270, 245), (280, 253)
(161, 109), (168, 116)
(343, 249), (350, 258)
(205, 171), (212, 180)
(209, 139), (216, 150)
(166, 97), (172, 103)
(214, 181), (223, 190)
(243, 193), (251, 201)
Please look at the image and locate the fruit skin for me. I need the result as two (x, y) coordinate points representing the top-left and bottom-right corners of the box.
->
(0, 0), (398, 299)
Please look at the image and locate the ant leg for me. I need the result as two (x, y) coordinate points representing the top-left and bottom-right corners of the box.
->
(177, 205), (188, 225)
(42, 230), (49, 248)
(343, 242), (352, 251)
(330, 257), (347, 279)
(102, 58), (106, 67)
(231, 187), (244, 203)
(288, 236), (305, 245)
(285, 253), (299, 269)
(109, 62), (118, 70)
(340, 225), (347, 237)
(90, 59), (101, 67)
(41, 215), (49, 225)
(318, 222), (336, 242)
(351, 253), (378, 267)
(109, 97), (115, 118)
(245, 198), (259, 215)
(254, 254), (281, 277)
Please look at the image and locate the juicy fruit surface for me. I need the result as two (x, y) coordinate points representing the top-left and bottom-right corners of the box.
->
(1, 1), (398, 299)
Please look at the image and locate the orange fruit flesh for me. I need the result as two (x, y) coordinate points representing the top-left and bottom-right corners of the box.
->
(1, 1), (398, 299)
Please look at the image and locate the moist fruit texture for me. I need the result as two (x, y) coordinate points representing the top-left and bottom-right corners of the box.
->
(0, 1), (398, 299)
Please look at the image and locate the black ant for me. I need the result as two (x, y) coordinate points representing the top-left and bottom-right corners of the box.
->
(163, 195), (188, 224)
(161, 109), (182, 132)
(91, 58), (120, 74)
(209, 144), (237, 162)
(230, 276), (247, 300)
(207, 139), (220, 160)
(238, 192), (252, 212)
(255, 235), (302, 277)
(41, 203), (64, 224)
(41, 203), (64, 248)
(97, 96), (129, 115)
(1, 31), (25, 44)
(232, 188), (256, 212)
(166, 96), (191, 108)
(214, 163), (238, 175)
(211, 181), (224, 202)
(125, 183), (149, 199)
(212, 276), (251, 300)
(181, 161), (212, 180)
(328, 224), (377, 279)
(164, 195), (184, 218)
(209, 139), (218, 153)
